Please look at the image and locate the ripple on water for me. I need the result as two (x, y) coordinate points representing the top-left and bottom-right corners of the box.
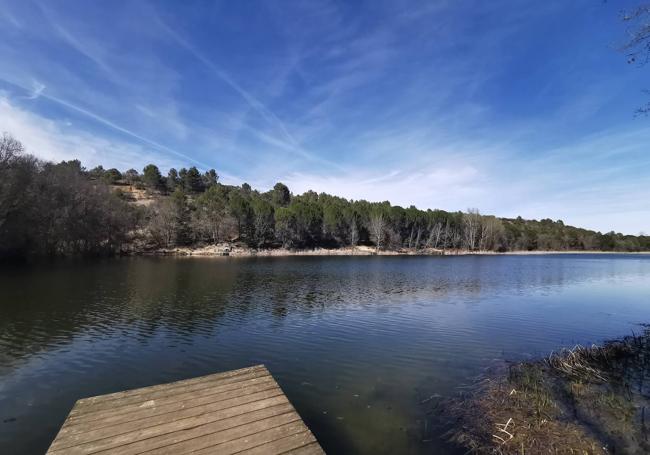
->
(1, 255), (650, 454)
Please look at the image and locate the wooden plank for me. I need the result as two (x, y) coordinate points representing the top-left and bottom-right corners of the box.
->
(52, 394), (289, 450)
(46, 365), (325, 455)
(191, 421), (311, 455)
(49, 389), (287, 452)
(238, 430), (320, 454)
(50, 404), (297, 455)
(142, 414), (303, 455)
(284, 442), (327, 454)
(76, 403), (296, 455)
(74, 365), (266, 407)
(56, 384), (283, 441)
(69, 368), (271, 417)
(63, 375), (277, 430)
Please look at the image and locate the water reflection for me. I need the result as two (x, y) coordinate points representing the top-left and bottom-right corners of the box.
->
(1, 255), (650, 454)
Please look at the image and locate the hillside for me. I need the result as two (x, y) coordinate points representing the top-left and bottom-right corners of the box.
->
(2, 133), (649, 258)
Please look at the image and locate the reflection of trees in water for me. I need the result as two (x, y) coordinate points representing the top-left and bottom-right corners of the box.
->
(1, 256), (646, 369)
(121, 258), (244, 340)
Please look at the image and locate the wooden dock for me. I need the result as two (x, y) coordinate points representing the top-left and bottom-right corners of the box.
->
(46, 365), (324, 454)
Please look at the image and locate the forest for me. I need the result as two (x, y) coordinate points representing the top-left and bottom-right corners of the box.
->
(1, 133), (649, 258)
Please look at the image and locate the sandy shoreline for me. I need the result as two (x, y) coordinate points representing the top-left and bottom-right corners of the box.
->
(138, 245), (650, 257)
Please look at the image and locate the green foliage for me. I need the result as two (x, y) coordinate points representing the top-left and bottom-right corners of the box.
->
(103, 168), (122, 184)
(2, 133), (650, 257)
(274, 206), (296, 247)
(272, 182), (291, 207)
(251, 197), (274, 247)
(182, 166), (204, 193)
(202, 169), (218, 189)
(290, 198), (323, 246)
(166, 168), (179, 192)
(228, 190), (253, 239)
(142, 164), (163, 191)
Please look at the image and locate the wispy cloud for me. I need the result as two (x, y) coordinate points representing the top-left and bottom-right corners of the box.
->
(24, 79), (45, 99)
(153, 14), (344, 170)
(0, 96), (177, 171)
(1, 77), (213, 169)
(0, 0), (647, 233)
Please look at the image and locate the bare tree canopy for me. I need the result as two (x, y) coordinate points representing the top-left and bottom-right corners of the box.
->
(621, 4), (650, 114)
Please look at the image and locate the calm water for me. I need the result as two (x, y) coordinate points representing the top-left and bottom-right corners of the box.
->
(1, 255), (650, 454)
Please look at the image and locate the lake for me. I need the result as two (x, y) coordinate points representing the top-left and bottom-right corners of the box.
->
(2, 254), (650, 454)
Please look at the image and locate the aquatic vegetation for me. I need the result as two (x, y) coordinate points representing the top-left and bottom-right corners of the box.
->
(441, 327), (650, 454)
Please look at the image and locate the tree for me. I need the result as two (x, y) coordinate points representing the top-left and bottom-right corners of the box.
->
(479, 216), (505, 251)
(102, 168), (122, 184)
(323, 201), (346, 245)
(142, 164), (163, 191)
(272, 182), (291, 207)
(621, 5), (650, 114)
(291, 199), (323, 246)
(463, 208), (482, 251)
(0, 132), (24, 169)
(251, 197), (274, 247)
(166, 168), (179, 192)
(124, 169), (140, 186)
(275, 207), (296, 247)
(426, 221), (444, 249)
(203, 169), (218, 189)
(369, 210), (387, 253)
(345, 207), (360, 246)
(148, 199), (181, 247)
(184, 166), (204, 193)
(228, 191), (252, 239)
(0, 137), (135, 257)
(88, 165), (105, 180)
(191, 186), (226, 244)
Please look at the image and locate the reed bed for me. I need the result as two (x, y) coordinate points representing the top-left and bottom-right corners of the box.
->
(438, 327), (650, 454)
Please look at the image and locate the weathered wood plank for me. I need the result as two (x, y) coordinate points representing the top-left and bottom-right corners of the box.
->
(142, 414), (303, 455)
(62, 375), (278, 431)
(47, 365), (325, 455)
(75, 365), (266, 407)
(50, 404), (297, 455)
(49, 389), (287, 452)
(76, 403), (296, 455)
(284, 442), (327, 454)
(56, 385), (282, 443)
(52, 391), (289, 450)
(69, 368), (270, 417)
(238, 430), (320, 454)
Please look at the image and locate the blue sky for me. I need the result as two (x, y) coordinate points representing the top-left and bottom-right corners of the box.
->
(0, 0), (648, 234)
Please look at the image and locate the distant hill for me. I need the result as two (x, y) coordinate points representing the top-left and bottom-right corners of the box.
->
(2, 133), (648, 258)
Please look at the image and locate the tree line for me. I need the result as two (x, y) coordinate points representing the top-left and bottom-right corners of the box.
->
(1, 133), (648, 258)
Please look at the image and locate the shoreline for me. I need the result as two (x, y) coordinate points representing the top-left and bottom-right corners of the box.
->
(441, 328), (650, 453)
(135, 245), (650, 257)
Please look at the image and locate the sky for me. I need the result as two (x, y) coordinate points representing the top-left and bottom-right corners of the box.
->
(0, 0), (649, 234)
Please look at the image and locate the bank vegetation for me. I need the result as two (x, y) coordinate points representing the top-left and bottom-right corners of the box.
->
(2, 133), (649, 259)
(442, 327), (650, 454)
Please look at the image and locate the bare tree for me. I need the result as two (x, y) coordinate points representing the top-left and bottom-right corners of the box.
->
(450, 226), (462, 251)
(414, 224), (422, 250)
(349, 216), (359, 246)
(148, 200), (180, 248)
(479, 216), (504, 251)
(368, 212), (386, 253)
(621, 5), (650, 114)
(0, 132), (24, 170)
(463, 208), (482, 251)
(191, 206), (224, 245)
(426, 222), (444, 249)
